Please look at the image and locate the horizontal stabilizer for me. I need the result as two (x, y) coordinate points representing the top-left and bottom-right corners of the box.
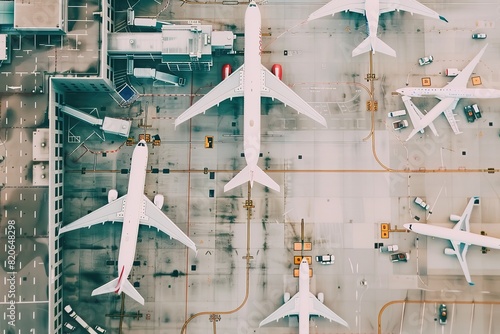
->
(352, 36), (396, 57)
(92, 277), (145, 305)
(91, 278), (119, 296)
(224, 165), (280, 192)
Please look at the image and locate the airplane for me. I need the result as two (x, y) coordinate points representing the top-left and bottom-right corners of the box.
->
(260, 259), (349, 334)
(59, 140), (197, 304)
(306, 0), (447, 57)
(397, 44), (500, 141)
(174, 1), (327, 193)
(404, 196), (500, 286)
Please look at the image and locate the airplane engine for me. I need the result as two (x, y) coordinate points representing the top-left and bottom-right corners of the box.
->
(108, 189), (118, 203)
(450, 214), (461, 222)
(221, 64), (232, 81)
(154, 194), (164, 209)
(444, 248), (456, 256)
(271, 64), (282, 80)
(317, 292), (324, 303)
(283, 292), (290, 303)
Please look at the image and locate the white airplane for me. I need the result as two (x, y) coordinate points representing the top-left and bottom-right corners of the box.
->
(260, 259), (348, 334)
(59, 140), (197, 304)
(307, 0), (447, 57)
(404, 196), (500, 286)
(174, 1), (327, 193)
(397, 44), (500, 141)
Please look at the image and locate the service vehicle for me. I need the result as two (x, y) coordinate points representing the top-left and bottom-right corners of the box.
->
(64, 322), (76, 331)
(392, 119), (408, 130)
(445, 68), (460, 77)
(472, 33), (487, 39)
(379, 244), (399, 253)
(418, 55), (433, 66)
(463, 105), (476, 122)
(95, 325), (107, 333)
(471, 104), (482, 119)
(414, 197), (430, 210)
(390, 252), (410, 262)
(387, 109), (406, 117)
(315, 254), (335, 264)
(438, 304), (448, 325)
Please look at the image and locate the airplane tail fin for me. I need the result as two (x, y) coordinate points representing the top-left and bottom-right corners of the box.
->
(92, 277), (145, 305)
(352, 36), (396, 57)
(402, 95), (438, 141)
(224, 165), (280, 192)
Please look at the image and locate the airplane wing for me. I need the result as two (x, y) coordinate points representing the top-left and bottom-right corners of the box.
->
(307, 0), (365, 22)
(445, 44), (488, 89)
(440, 98), (461, 134)
(260, 66), (327, 127)
(140, 195), (197, 253)
(453, 196), (479, 232)
(406, 97), (460, 141)
(447, 196), (479, 285)
(259, 293), (300, 327)
(402, 95), (438, 136)
(379, 0), (447, 22)
(309, 292), (349, 327)
(449, 240), (473, 285)
(174, 65), (244, 127)
(59, 195), (126, 234)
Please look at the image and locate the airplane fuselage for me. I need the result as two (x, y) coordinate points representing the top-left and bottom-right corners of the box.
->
(397, 87), (500, 99)
(405, 223), (500, 249)
(366, 0), (380, 45)
(298, 260), (310, 334)
(116, 142), (148, 294)
(243, 2), (262, 175)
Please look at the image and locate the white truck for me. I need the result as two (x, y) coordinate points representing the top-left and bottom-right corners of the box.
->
(379, 244), (399, 253)
(390, 252), (410, 262)
(64, 305), (98, 334)
(387, 109), (406, 117)
(414, 197), (430, 210)
(315, 254), (335, 264)
(445, 68), (460, 77)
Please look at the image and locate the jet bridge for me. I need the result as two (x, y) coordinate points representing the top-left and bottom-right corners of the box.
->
(133, 68), (185, 86)
(61, 105), (131, 137)
(61, 105), (102, 126)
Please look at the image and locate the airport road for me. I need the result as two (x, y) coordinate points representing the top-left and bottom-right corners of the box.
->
(379, 300), (500, 334)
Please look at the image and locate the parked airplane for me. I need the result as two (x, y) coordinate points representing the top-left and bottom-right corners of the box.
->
(260, 259), (348, 334)
(307, 0), (447, 57)
(174, 1), (327, 193)
(404, 196), (500, 286)
(59, 140), (197, 304)
(397, 44), (500, 141)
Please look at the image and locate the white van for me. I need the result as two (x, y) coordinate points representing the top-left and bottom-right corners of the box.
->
(445, 68), (460, 77)
(95, 325), (107, 333)
(472, 104), (481, 118)
(64, 322), (76, 331)
(387, 109), (406, 117)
